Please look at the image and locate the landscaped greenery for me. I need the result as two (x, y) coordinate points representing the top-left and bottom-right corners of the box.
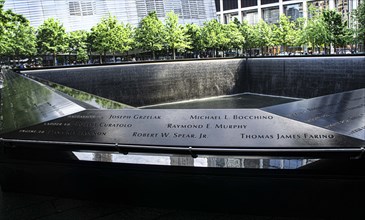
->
(0, 0), (364, 66)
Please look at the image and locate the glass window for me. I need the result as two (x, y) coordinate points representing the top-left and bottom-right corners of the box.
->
(69, 1), (95, 16)
(336, 0), (349, 21)
(262, 7), (279, 24)
(215, 0), (220, 12)
(224, 12), (238, 24)
(241, 0), (257, 8)
(261, 0), (279, 5)
(69, 2), (81, 16)
(223, 0), (238, 11)
(284, 3), (303, 21)
(242, 10), (258, 25)
(307, 0), (329, 17)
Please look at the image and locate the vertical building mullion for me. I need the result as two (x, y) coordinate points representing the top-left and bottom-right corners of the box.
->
(238, 0), (242, 22)
(329, 0), (336, 9)
(258, 0), (262, 21)
(220, 0), (224, 23)
(302, 0), (308, 19)
(279, 0), (284, 14)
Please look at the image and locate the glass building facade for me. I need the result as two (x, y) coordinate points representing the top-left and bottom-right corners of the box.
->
(4, 0), (217, 32)
(215, 0), (363, 25)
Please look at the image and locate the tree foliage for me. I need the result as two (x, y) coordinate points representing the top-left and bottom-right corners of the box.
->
(275, 15), (296, 52)
(135, 11), (165, 59)
(353, 1), (365, 51)
(239, 20), (256, 55)
(1, 1), (364, 66)
(201, 19), (226, 57)
(90, 14), (134, 63)
(300, 6), (330, 54)
(254, 20), (276, 54)
(36, 18), (67, 65)
(164, 11), (190, 59)
(0, 0), (36, 63)
(322, 9), (351, 51)
(7, 20), (36, 61)
(185, 23), (204, 56)
(68, 30), (88, 63)
(224, 19), (245, 54)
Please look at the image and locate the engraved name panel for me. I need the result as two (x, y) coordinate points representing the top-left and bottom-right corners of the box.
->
(263, 89), (365, 140)
(3, 109), (364, 150)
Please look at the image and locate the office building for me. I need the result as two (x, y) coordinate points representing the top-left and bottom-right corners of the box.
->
(215, 0), (363, 25)
(4, 0), (217, 32)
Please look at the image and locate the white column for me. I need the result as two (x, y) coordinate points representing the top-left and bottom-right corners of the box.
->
(280, 159), (284, 169)
(259, 159), (263, 169)
(303, 1), (308, 53)
(329, 0), (335, 9)
(279, 0), (284, 15)
(238, 0), (242, 22)
(220, 0), (224, 23)
(303, 0), (308, 19)
(258, 0), (262, 21)
(329, 0), (336, 54)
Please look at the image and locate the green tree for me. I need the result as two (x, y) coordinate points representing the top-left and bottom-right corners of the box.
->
(275, 14), (296, 53)
(109, 19), (134, 61)
(164, 11), (190, 59)
(202, 19), (227, 57)
(67, 30), (88, 63)
(135, 11), (165, 60)
(116, 23), (134, 56)
(0, 1), (35, 63)
(239, 21), (256, 56)
(292, 17), (306, 49)
(185, 23), (204, 57)
(36, 18), (67, 65)
(301, 6), (329, 54)
(254, 20), (276, 55)
(6, 19), (36, 65)
(89, 18), (107, 63)
(90, 14), (134, 63)
(352, 1), (365, 51)
(322, 9), (350, 53)
(224, 19), (245, 55)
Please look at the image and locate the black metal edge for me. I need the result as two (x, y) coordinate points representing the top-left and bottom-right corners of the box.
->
(15, 55), (365, 73)
(1, 138), (363, 159)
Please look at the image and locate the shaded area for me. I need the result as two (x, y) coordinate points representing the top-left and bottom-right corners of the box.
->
(2, 109), (364, 158)
(23, 57), (365, 106)
(0, 70), (85, 134)
(0, 153), (364, 219)
(27, 75), (133, 110)
(263, 88), (365, 140)
(141, 93), (299, 109)
(0, 191), (324, 220)
(23, 59), (246, 107)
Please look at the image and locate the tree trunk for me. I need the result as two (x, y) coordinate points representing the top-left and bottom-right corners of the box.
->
(113, 52), (115, 63)
(99, 54), (102, 64)
(53, 52), (57, 66)
(152, 51), (156, 60)
(172, 48), (176, 60)
(13, 55), (16, 67)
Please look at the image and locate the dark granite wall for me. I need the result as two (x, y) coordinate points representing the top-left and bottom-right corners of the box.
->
(246, 57), (365, 98)
(27, 59), (245, 106)
(26, 56), (365, 107)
